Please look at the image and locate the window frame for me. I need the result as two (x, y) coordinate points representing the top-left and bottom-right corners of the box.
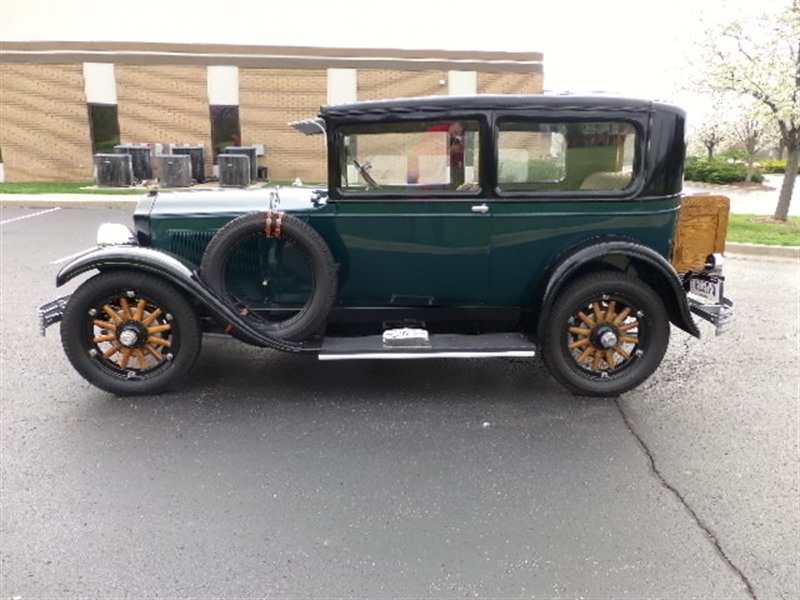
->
(329, 114), (489, 202)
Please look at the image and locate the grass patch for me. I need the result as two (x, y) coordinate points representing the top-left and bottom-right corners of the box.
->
(0, 182), (144, 194)
(728, 214), (800, 246)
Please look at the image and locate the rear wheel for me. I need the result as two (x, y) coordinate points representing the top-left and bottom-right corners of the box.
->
(541, 272), (670, 397)
(61, 271), (201, 395)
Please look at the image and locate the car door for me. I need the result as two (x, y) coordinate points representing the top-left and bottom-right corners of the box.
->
(324, 118), (491, 307)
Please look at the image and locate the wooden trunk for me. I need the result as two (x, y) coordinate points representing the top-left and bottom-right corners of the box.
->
(671, 194), (730, 273)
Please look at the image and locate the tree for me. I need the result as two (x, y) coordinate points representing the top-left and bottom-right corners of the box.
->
(700, 0), (800, 221)
(697, 122), (726, 159)
(734, 119), (766, 182)
(730, 99), (779, 182)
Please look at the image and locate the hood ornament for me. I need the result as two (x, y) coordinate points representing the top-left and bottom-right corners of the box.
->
(268, 186), (281, 210)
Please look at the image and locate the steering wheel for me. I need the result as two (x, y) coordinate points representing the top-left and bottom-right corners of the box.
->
(352, 158), (381, 190)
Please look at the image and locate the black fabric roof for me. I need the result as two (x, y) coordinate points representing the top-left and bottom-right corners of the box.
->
(319, 94), (683, 120)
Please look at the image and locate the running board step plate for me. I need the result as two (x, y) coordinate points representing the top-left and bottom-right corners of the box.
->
(319, 332), (536, 360)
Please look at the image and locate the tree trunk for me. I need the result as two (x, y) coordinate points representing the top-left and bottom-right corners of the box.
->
(772, 145), (799, 221)
(745, 156), (755, 182)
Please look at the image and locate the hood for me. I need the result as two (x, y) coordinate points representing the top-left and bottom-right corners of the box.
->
(137, 185), (328, 218)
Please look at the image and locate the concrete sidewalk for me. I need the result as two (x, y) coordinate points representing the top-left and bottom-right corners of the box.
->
(684, 174), (800, 218)
(0, 192), (143, 208)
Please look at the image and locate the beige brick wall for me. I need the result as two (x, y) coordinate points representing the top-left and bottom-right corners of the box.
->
(0, 64), (93, 181)
(116, 65), (212, 176)
(240, 68), (328, 183)
(0, 62), (544, 184)
(478, 72), (543, 95)
(358, 70), (449, 101)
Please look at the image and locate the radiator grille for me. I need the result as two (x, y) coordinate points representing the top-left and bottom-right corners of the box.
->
(168, 230), (216, 265)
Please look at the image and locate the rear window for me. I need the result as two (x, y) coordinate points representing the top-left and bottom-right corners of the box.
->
(497, 120), (637, 193)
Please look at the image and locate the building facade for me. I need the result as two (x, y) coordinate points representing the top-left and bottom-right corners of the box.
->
(0, 42), (544, 183)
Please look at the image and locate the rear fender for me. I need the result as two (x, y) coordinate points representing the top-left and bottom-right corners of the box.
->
(537, 239), (700, 338)
(56, 246), (308, 352)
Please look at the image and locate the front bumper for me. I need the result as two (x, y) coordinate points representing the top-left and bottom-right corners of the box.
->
(39, 223), (137, 336)
(39, 294), (70, 336)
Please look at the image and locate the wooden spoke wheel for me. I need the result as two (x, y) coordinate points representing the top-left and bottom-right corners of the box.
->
(566, 298), (642, 375)
(542, 272), (670, 397)
(90, 295), (174, 374)
(61, 271), (201, 395)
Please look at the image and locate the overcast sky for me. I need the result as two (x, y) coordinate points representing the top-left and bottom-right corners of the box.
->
(0, 0), (780, 124)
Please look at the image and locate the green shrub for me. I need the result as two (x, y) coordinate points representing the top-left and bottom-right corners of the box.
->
(684, 157), (764, 184)
(718, 148), (748, 161)
(758, 159), (799, 174)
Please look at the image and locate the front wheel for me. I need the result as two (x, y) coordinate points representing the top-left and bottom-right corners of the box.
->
(60, 271), (202, 395)
(541, 272), (670, 397)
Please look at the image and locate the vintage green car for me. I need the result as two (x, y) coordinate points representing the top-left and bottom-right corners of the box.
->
(39, 95), (733, 397)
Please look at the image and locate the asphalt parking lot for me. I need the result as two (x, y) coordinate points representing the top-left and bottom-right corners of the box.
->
(1, 205), (798, 598)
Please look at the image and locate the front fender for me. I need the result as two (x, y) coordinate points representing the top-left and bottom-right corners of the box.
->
(56, 246), (309, 352)
(538, 239), (700, 338)
(57, 246), (197, 288)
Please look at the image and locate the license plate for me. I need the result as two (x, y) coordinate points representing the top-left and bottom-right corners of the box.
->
(689, 276), (722, 303)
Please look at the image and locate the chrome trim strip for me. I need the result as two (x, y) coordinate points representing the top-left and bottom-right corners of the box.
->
(319, 350), (536, 361)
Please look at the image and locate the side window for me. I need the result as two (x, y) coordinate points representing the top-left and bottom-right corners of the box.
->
(497, 120), (637, 193)
(339, 120), (481, 193)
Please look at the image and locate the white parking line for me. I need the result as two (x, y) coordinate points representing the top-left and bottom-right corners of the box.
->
(50, 247), (94, 265)
(0, 207), (61, 226)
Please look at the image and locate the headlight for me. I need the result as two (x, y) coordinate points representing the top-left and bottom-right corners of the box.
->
(97, 223), (137, 247)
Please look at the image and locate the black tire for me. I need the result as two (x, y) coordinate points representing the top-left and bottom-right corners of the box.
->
(200, 212), (337, 342)
(541, 272), (670, 397)
(61, 270), (202, 396)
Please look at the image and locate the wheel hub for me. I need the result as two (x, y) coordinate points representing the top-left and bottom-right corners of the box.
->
(116, 320), (148, 349)
(593, 325), (619, 349)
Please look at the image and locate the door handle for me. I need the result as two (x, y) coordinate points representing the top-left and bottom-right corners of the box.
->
(471, 204), (490, 214)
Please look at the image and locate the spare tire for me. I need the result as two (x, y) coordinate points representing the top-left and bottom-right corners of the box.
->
(200, 212), (337, 342)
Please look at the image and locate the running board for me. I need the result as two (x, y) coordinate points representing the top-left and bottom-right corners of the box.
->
(319, 332), (536, 361)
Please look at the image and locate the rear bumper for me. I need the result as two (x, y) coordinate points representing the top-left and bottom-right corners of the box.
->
(688, 296), (734, 335)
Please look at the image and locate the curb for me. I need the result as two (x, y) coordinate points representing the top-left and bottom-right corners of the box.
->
(1, 199), (141, 209)
(0, 194), (140, 208)
(725, 242), (800, 259)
